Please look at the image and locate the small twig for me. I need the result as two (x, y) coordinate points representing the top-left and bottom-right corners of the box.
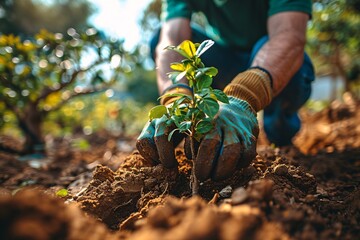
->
(208, 192), (220, 204)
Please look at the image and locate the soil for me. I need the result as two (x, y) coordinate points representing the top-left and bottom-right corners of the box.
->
(0, 94), (359, 240)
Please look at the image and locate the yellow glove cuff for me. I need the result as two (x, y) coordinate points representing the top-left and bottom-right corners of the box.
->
(223, 68), (273, 112)
(160, 84), (193, 106)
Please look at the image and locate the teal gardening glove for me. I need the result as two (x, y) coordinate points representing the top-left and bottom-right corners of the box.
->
(194, 96), (259, 181)
(194, 68), (273, 181)
(137, 68), (273, 181)
(136, 85), (192, 168)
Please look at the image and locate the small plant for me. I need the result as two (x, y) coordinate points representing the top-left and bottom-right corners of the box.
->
(149, 40), (229, 195)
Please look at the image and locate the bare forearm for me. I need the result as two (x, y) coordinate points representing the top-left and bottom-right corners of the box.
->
(155, 18), (191, 94)
(251, 12), (309, 96)
(156, 48), (187, 94)
(252, 34), (305, 95)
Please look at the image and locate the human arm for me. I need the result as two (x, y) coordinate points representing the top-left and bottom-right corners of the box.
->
(251, 11), (309, 96)
(136, 18), (193, 167)
(155, 18), (192, 95)
(195, 12), (310, 181)
(137, 11), (311, 180)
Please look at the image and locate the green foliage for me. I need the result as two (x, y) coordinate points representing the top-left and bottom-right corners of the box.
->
(149, 40), (228, 141)
(0, 28), (130, 151)
(0, 0), (94, 36)
(43, 92), (156, 138)
(149, 105), (167, 121)
(307, 0), (360, 93)
(0, 28), (125, 114)
(126, 68), (158, 104)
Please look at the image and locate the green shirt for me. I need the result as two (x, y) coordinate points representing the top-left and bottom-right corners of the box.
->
(162, 0), (312, 51)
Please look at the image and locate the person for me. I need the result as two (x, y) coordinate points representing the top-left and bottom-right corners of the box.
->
(136, 0), (315, 181)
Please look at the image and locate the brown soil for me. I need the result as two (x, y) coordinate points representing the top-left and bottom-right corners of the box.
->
(0, 95), (359, 240)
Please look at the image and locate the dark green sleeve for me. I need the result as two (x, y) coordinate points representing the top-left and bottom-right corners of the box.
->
(161, 0), (192, 21)
(268, 0), (312, 17)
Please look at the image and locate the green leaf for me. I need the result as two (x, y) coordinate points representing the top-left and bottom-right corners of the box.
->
(149, 105), (167, 120)
(171, 115), (184, 128)
(213, 89), (229, 103)
(185, 65), (195, 77)
(181, 59), (193, 65)
(197, 67), (218, 77)
(188, 79), (194, 88)
(165, 45), (191, 59)
(170, 62), (185, 71)
(196, 40), (214, 57)
(196, 75), (212, 90)
(179, 40), (196, 59)
(198, 98), (219, 118)
(197, 88), (211, 98)
(168, 128), (179, 141)
(194, 110), (206, 121)
(158, 93), (191, 102)
(179, 121), (192, 131)
(175, 71), (187, 82)
(196, 120), (213, 134)
(179, 95), (192, 103)
(167, 71), (181, 83)
(56, 189), (68, 197)
(185, 107), (196, 119)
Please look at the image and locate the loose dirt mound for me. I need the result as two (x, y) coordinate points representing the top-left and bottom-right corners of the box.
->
(0, 188), (121, 240)
(71, 144), (359, 239)
(0, 97), (359, 240)
(294, 92), (360, 154)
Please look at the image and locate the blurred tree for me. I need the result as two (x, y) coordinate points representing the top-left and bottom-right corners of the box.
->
(0, 28), (127, 154)
(140, 0), (161, 35)
(126, 67), (158, 104)
(0, 0), (93, 36)
(307, 0), (360, 98)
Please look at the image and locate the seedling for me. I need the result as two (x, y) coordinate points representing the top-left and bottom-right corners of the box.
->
(149, 40), (229, 195)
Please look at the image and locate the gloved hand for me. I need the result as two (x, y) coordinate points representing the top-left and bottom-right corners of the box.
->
(193, 96), (258, 181)
(136, 84), (192, 168)
(137, 68), (273, 182)
(193, 67), (273, 181)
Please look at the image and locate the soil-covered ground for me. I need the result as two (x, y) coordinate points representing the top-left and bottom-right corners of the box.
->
(0, 94), (359, 240)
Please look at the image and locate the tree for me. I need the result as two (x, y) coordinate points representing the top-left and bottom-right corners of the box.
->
(307, 0), (360, 98)
(0, 28), (127, 154)
(0, 0), (93, 36)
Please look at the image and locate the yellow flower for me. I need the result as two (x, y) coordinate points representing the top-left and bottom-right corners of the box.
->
(0, 34), (21, 46)
(16, 42), (36, 52)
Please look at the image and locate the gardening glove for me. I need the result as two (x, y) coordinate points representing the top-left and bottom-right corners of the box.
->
(194, 68), (273, 181)
(136, 84), (192, 168)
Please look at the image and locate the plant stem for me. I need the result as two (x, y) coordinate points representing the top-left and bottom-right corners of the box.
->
(190, 132), (199, 196)
(189, 85), (200, 196)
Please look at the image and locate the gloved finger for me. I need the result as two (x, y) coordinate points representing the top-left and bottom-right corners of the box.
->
(212, 129), (241, 181)
(136, 121), (159, 165)
(237, 135), (257, 168)
(195, 127), (222, 181)
(154, 119), (177, 168)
